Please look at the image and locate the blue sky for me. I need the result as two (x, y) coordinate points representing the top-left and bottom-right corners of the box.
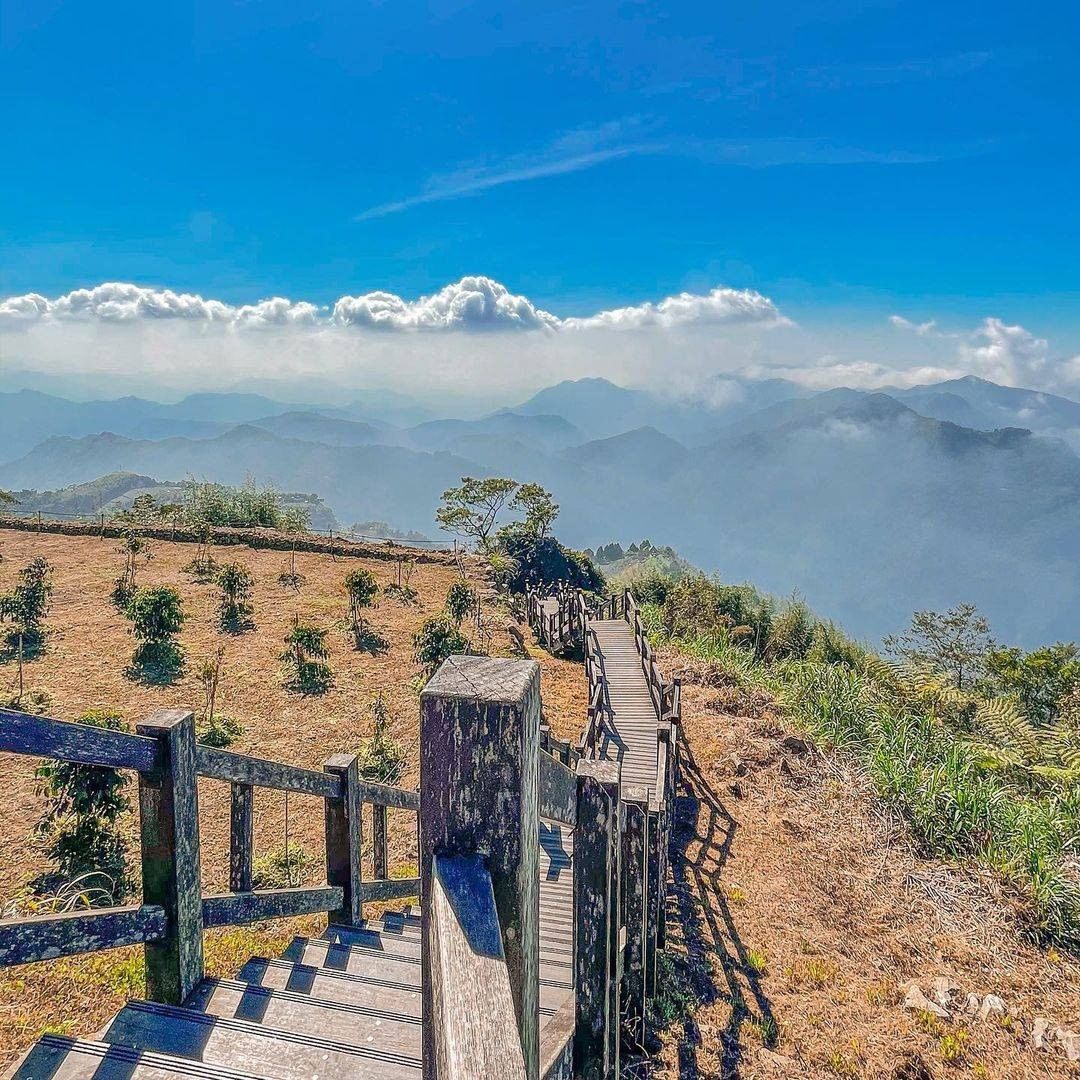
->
(1, 1), (1078, 402)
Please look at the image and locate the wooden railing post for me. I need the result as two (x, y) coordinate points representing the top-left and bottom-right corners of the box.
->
(574, 758), (621, 1080)
(372, 803), (389, 881)
(229, 782), (254, 893)
(136, 709), (203, 1005)
(420, 656), (541, 1080)
(621, 785), (649, 1050)
(324, 753), (362, 926)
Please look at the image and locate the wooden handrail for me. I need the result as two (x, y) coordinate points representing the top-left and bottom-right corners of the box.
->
(539, 751), (577, 826)
(428, 855), (527, 1080)
(0, 709), (160, 772)
(0, 904), (167, 968)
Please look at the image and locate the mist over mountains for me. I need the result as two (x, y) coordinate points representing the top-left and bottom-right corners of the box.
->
(2, 374), (1078, 646)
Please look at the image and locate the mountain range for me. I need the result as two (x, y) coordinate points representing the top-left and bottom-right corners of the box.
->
(1, 374), (1078, 645)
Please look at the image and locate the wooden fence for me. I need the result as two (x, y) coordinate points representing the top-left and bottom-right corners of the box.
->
(0, 707), (418, 1002)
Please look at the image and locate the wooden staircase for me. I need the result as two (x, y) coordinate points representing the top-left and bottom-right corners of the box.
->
(12, 909), (425, 1078)
(1, 586), (678, 1079)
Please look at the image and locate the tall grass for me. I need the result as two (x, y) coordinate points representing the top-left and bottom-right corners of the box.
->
(639, 575), (1080, 945)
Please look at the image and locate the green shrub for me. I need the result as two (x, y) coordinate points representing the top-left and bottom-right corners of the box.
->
(358, 696), (407, 784)
(112, 530), (152, 610)
(413, 616), (470, 680)
(384, 557), (419, 606)
(632, 570), (673, 606)
(764, 599), (816, 662)
(807, 621), (866, 667)
(252, 842), (313, 889)
(34, 710), (131, 903)
(661, 574), (773, 655)
(197, 712), (243, 748)
(445, 580), (476, 627)
(124, 585), (185, 682)
(345, 569), (384, 651)
(493, 526), (605, 595)
(126, 585), (185, 643)
(281, 621), (332, 693)
(1, 556), (53, 653)
(217, 562), (254, 631)
(182, 479), (311, 531)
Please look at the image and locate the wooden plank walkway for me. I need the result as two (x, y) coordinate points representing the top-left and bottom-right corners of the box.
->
(590, 619), (660, 797)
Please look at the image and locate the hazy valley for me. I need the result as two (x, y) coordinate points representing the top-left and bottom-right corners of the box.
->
(2, 373), (1078, 645)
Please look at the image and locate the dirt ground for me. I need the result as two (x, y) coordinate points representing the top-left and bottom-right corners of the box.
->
(0, 527), (585, 1066)
(649, 646), (1080, 1079)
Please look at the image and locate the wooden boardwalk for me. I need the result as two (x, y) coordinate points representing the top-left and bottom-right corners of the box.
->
(590, 619), (660, 798)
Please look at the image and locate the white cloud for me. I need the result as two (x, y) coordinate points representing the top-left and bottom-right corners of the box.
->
(1, 277), (783, 335)
(232, 297), (321, 329)
(958, 317), (1050, 386)
(332, 276), (560, 331)
(0, 292), (50, 324)
(563, 287), (789, 330)
(889, 314), (939, 336)
(48, 282), (234, 323)
(747, 356), (964, 391)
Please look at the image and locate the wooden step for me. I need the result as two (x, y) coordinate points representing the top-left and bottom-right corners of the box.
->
(7, 1035), (264, 1079)
(100, 1000), (421, 1078)
(320, 923), (421, 956)
(186, 978), (422, 1057)
(282, 937), (422, 985)
(236, 957), (422, 1016)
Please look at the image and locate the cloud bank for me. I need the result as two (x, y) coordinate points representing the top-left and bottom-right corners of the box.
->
(1, 276), (785, 334)
(2, 276), (1077, 407)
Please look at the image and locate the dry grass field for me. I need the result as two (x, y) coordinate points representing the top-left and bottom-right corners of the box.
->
(0, 526), (585, 1066)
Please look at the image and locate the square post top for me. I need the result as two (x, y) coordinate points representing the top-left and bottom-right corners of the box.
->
(421, 656), (540, 707)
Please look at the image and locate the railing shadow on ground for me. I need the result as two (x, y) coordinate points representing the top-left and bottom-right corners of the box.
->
(660, 732), (778, 1080)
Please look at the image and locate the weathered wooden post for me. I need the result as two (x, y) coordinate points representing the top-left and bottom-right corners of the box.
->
(137, 709), (203, 1005)
(621, 785), (649, 1050)
(229, 782), (254, 892)
(372, 802), (388, 880)
(324, 753), (363, 925)
(420, 656), (541, 1080)
(574, 758), (621, 1080)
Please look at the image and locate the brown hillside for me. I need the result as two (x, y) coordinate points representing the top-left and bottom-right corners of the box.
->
(651, 646), (1080, 1080)
(0, 527), (585, 1065)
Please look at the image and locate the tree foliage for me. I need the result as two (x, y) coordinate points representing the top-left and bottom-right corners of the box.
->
(510, 482), (559, 539)
(435, 477), (518, 550)
(493, 527), (604, 596)
(981, 643), (1080, 727)
(883, 604), (993, 690)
